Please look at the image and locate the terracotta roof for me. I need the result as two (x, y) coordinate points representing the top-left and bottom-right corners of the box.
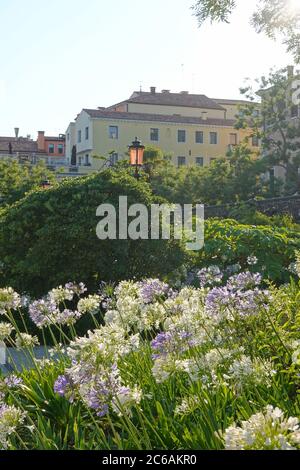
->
(83, 109), (235, 127)
(125, 91), (225, 111)
(0, 137), (40, 153)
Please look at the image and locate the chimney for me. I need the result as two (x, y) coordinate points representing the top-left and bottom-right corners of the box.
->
(37, 131), (45, 151)
(180, 91), (189, 95)
(14, 127), (19, 139)
(287, 65), (294, 79)
(150, 86), (156, 94)
(201, 111), (208, 121)
(162, 89), (170, 94)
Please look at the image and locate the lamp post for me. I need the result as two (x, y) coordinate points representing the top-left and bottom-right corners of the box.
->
(128, 137), (145, 179)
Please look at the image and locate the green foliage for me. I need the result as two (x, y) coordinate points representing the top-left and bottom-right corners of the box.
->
(195, 218), (300, 283)
(237, 67), (300, 194)
(0, 160), (56, 207)
(0, 168), (187, 297)
(147, 147), (270, 205)
(229, 203), (300, 230)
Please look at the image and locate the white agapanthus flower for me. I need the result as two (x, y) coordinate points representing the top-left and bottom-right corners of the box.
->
(226, 355), (276, 390)
(223, 406), (300, 450)
(0, 322), (14, 341)
(0, 404), (26, 450)
(0, 287), (21, 315)
(77, 295), (101, 315)
(15, 333), (40, 350)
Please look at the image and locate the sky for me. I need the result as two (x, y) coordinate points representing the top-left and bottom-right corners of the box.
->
(0, 0), (295, 138)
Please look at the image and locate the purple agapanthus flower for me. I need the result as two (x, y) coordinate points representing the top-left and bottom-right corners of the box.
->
(4, 375), (23, 389)
(54, 375), (71, 397)
(151, 330), (194, 358)
(29, 299), (58, 328)
(139, 279), (170, 304)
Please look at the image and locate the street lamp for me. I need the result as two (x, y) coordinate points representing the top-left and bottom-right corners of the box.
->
(128, 137), (145, 179)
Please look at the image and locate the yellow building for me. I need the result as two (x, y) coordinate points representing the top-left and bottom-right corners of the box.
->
(65, 88), (259, 171)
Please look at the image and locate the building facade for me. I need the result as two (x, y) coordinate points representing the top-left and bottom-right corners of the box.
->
(66, 88), (259, 171)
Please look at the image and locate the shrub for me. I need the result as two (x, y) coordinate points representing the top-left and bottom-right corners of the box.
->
(194, 218), (300, 284)
(0, 169), (187, 297)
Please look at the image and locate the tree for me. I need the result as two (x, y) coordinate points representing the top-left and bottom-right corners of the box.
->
(0, 160), (56, 207)
(0, 168), (187, 296)
(236, 67), (300, 194)
(192, 0), (300, 62)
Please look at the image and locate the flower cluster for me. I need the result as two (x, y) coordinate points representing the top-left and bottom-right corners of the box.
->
(54, 324), (141, 417)
(0, 404), (26, 449)
(15, 333), (39, 350)
(0, 288), (21, 315)
(223, 406), (300, 450)
(28, 283), (98, 328)
(0, 322), (14, 341)
(205, 272), (268, 321)
(138, 279), (170, 304)
(197, 266), (223, 288)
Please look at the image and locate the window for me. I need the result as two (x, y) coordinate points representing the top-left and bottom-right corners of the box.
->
(85, 154), (90, 166)
(252, 135), (259, 147)
(109, 126), (118, 139)
(150, 128), (159, 141)
(85, 126), (89, 140)
(78, 156), (82, 166)
(195, 157), (204, 166)
(177, 156), (186, 167)
(67, 133), (70, 141)
(178, 130), (186, 143)
(229, 133), (237, 145)
(78, 130), (81, 143)
(58, 144), (64, 154)
(195, 131), (204, 144)
(48, 144), (54, 154)
(210, 132), (217, 145)
(110, 153), (119, 166)
(291, 105), (299, 118)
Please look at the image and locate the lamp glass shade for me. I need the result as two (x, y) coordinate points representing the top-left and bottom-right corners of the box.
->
(129, 142), (145, 166)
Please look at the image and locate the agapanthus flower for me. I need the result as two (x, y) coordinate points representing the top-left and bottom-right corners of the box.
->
(56, 309), (81, 326)
(197, 266), (223, 288)
(15, 333), (39, 349)
(29, 299), (58, 328)
(54, 375), (74, 401)
(0, 322), (14, 341)
(151, 330), (195, 359)
(227, 272), (262, 291)
(64, 282), (87, 296)
(0, 404), (26, 450)
(223, 406), (300, 450)
(77, 295), (101, 315)
(247, 256), (258, 266)
(225, 356), (276, 391)
(0, 288), (21, 315)
(138, 279), (170, 304)
(48, 286), (74, 304)
(4, 375), (23, 389)
(174, 395), (200, 417)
